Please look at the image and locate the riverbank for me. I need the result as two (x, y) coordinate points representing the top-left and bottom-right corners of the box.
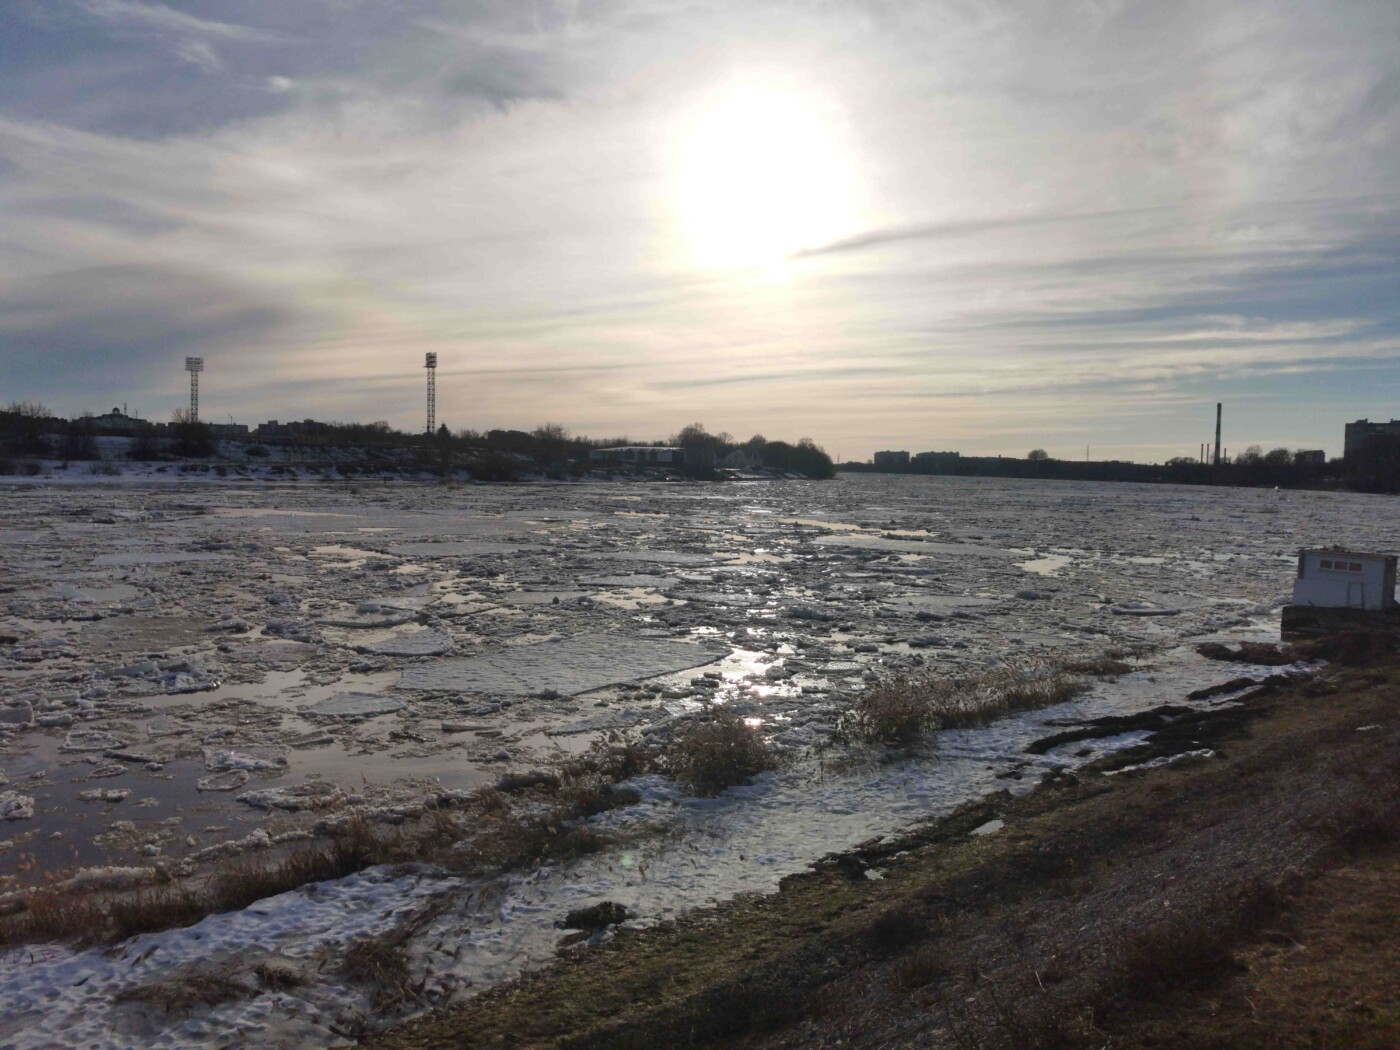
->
(370, 635), (1400, 1049)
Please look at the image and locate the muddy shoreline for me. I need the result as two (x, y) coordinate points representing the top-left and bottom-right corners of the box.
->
(369, 647), (1400, 1049)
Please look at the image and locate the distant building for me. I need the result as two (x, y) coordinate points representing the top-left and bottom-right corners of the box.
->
(1294, 450), (1326, 466)
(1292, 548), (1397, 612)
(721, 448), (760, 469)
(873, 450), (910, 468)
(1344, 419), (1400, 460)
(913, 450), (961, 468)
(207, 422), (250, 439)
(90, 407), (147, 434)
(588, 446), (686, 465)
(254, 419), (335, 440)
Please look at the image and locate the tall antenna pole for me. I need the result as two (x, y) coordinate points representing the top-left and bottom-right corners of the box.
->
(1213, 402), (1222, 467)
(424, 353), (437, 434)
(185, 357), (204, 421)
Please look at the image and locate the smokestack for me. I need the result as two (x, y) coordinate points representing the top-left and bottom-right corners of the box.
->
(1213, 403), (1222, 467)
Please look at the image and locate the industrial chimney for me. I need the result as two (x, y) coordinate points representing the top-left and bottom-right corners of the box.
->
(1213, 403), (1222, 467)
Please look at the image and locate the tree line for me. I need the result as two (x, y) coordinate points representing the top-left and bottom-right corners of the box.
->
(0, 403), (834, 480)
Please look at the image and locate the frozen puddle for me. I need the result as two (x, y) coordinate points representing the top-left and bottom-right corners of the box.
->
(399, 636), (726, 695)
(1020, 554), (1071, 575)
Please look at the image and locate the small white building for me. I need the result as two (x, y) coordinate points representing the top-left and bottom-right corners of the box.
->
(1292, 548), (1397, 611)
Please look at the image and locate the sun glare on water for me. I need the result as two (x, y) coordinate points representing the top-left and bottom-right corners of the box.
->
(673, 83), (852, 271)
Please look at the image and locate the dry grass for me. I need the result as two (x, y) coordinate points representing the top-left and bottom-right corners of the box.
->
(894, 943), (952, 992)
(253, 961), (306, 990)
(663, 709), (777, 796)
(1, 887), (106, 946)
(1113, 914), (1243, 999)
(862, 903), (931, 952)
(211, 842), (369, 913)
(947, 990), (1104, 1050)
(835, 662), (1091, 746)
(0, 818), (392, 950)
(114, 970), (253, 1015)
(107, 886), (210, 941)
(342, 935), (424, 1012)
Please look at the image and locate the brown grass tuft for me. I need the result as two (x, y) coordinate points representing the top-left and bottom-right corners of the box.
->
(253, 961), (306, 990)
(342, 935), (423, 1012)
(894, 943), (952, 991)
(836, 662), (1090, 746)
(664, 710), (777, 796)
(114, 970), (253, 1015)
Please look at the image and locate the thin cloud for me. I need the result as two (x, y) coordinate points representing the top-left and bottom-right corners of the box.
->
(75, 0), (285, 42)
(792, 205), (1174, 258)
(0, 0), (1396, 459)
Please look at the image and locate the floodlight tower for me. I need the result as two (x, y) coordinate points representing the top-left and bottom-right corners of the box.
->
(185, 357), (204, 422)
(424, 352), (437, 434)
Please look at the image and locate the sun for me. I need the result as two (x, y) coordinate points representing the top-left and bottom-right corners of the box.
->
(673, 83), (852, 270)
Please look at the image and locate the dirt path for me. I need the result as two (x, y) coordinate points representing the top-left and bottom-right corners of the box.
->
(367, 653), (1400, 1050)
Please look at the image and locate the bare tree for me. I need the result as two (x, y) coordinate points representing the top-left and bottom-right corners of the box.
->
(2, 400), (53, 454)
(170, 407), (213, 457)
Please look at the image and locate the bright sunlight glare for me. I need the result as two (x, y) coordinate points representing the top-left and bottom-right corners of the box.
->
(674, 84), (853, 271)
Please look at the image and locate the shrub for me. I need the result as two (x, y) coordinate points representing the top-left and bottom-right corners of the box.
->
(664, 710), (776, 796)
(565, 730), (659, 783)
(468, 451), (519, 482)
(1114, 917), (1239, 999)
(835, 663), (1089, 746)
(863, 904), (930, 951)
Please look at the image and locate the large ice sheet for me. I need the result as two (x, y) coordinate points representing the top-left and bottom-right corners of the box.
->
(390, 541), (541, 557)
(594, 550), (717, 566)
(363, 628), (453, 656)
(883, 594), (999, 615)
(305, 692), (405, 718)
(398, 635), (725, 695)
(812, 534), (1009, 556)
(92, 551), (230, 566)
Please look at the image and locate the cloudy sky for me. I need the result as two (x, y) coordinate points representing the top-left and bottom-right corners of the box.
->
(2, 1), (1398, 460)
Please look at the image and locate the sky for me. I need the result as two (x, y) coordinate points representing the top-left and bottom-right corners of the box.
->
(2, 0), (1398, 462)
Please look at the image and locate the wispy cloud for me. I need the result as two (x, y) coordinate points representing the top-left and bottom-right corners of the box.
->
(0, 0), (1397, 457)
(74, 0), (285, 43)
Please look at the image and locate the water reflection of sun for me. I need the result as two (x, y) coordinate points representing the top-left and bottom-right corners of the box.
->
(673, 82), (853, 271)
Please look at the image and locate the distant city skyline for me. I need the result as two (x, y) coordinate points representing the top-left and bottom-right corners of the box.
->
(2, 1), (1397, 461)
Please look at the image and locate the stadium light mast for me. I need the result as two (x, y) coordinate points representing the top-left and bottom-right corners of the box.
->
(424, 352), (438, 434)
(185, 357), (204, 421)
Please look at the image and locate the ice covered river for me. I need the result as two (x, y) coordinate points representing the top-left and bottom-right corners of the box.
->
(1, 473), (1395, 1047)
